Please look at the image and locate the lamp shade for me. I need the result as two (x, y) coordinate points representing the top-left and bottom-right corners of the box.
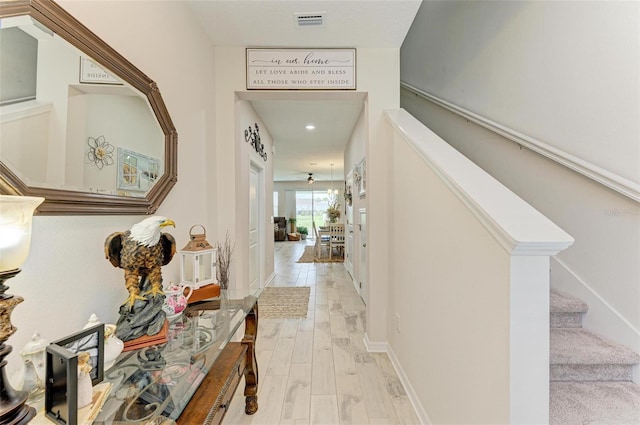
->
(0, 196), (43, 272)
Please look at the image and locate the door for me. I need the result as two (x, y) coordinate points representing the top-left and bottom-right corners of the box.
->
(358, 208), (367, 304)
(249, 166), (260, 288)
(346, 223), (354, 278)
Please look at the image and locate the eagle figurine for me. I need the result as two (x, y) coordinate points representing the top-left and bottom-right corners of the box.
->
(105, 216), (176, 310)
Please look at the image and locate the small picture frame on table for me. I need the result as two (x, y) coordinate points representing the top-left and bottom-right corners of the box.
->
(45, 323), (104, 425)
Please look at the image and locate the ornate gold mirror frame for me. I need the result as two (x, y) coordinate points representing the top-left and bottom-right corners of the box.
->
(0, 0), (177, 215)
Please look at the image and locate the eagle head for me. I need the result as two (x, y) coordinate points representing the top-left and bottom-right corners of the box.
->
(129, 216), (176, 247)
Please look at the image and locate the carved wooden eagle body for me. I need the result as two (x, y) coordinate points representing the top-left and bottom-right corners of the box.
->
(105, 216), (176, 308)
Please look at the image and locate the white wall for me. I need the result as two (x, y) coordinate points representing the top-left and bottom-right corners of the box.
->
(384, 109), (574, 423)
(235, 99), (275, 289)
(68, 93), (163, 194)
(1, 110), (49, 184)
(212, 48), (276, 290)
(8, 0), (217, 378)
(214, 47), (402, 348)
(1, 31), (82, 187)
(355, 49), (400, 344)
(403, 91), (640, 353)
(344, 109), (367, 292)
(400, 0), (640, 353)
(401, 0), (640, 185)
(388, 127), (510, 424)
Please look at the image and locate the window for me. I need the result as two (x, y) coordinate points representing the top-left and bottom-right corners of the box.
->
(295, 190), (331, 235)
(273, 191), (279, 217)
(0, 28), (38, 106)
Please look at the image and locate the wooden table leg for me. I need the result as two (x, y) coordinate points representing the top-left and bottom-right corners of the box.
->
(242, 301), (258, 414)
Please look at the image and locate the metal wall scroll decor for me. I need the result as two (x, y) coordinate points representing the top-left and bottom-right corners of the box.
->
(244, 123), (267, 161)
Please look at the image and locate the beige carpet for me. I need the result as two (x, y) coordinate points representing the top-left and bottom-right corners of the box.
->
(259, 286), (310, 318)
(297, 246), (344, 263)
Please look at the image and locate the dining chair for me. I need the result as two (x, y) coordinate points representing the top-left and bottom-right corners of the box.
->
(313, 221), (330, 258)
(328, 223), (345, 259)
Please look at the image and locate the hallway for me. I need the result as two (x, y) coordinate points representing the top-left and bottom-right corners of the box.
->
(225, 240), (420, 424)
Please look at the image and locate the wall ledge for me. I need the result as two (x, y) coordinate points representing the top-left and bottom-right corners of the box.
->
(385, 108), (574, 256)
(0, 100), (52, 124)
(401, 82), (640, 203)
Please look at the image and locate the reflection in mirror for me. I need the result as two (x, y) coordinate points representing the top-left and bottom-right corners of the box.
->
(0, 0), (177, 215)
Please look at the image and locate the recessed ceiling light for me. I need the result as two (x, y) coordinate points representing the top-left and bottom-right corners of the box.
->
(306, 124), (315, 130)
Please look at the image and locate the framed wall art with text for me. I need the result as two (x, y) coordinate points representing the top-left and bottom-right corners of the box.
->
(246, 48), (356, 90)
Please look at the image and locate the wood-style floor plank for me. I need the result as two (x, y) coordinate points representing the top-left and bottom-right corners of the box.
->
(224, 240), (420, 424)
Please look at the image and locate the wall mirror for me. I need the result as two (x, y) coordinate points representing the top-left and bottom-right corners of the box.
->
(0, 0), (177, 215)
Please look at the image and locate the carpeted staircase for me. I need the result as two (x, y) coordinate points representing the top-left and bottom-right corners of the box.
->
(549, 289), (640, 424)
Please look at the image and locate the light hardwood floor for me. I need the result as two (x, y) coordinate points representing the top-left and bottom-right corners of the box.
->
(225, 240), (420, 425)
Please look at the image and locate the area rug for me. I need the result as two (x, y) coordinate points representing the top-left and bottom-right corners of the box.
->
(296, 246), (344, 263)
(260, 286), (311, 318)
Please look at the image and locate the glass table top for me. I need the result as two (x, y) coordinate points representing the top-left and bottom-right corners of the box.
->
(92, 288), (262, 424)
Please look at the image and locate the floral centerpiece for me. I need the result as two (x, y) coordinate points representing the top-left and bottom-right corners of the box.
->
(327, 201), (341, 223)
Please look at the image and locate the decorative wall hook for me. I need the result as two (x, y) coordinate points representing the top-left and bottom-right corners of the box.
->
(244, 123), (267, 161)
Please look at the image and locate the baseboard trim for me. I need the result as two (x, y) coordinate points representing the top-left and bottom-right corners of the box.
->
(401, 82), (640, 203)
(387, 346), (432, 425)
(350, 277), (359, 298)
(363, 335), (430, 424)
(363, 333), (388, 352)
(264, 272), (275, 287)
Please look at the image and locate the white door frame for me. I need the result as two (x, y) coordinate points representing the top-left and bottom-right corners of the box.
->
(358, 207), (367, 304)
(249, 161), (265, 288)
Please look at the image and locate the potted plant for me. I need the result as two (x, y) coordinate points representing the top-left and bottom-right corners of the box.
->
(288, 217), (297, 233)
(296, 226), (308, 240)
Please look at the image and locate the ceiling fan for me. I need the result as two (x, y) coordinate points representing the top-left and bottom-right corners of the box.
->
(307, 173), (314, 184)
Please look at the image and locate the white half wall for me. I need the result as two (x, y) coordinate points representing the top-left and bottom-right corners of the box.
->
(389, 129), (511, 423)
(401, 89), (640, 355)
(385, 109), (573, 423)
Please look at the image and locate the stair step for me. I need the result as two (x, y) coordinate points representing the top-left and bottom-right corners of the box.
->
(550, 381), (640, 424)
(550, 328), (640, 381)
(550, 289), (588, 328)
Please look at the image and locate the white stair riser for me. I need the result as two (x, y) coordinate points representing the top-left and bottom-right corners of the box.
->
(550, 312), (583, 328)
(551, 364), (635, 382)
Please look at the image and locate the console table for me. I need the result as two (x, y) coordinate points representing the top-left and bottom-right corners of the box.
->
(92, 288), (261, 424)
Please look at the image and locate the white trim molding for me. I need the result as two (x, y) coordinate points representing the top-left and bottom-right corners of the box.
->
(363, 333), (388, 353)
(264, 271), (276, 288)
(0, 100), (52, 124)
(401, 82), (640, 203)
(364, 336), (431, 425)
(387, 346), (432, 425)
(551, 257), (640, 348)
(384, 108), (575, 257)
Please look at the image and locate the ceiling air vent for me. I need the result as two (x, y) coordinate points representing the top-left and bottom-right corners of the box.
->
(295, 13), (325, 28)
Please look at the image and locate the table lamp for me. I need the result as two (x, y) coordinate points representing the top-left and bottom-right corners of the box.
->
(0, 195), (43, 424)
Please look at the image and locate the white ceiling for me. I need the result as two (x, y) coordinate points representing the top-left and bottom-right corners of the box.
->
(251, 98), (364, 182)
(186, 0), (422, 182)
